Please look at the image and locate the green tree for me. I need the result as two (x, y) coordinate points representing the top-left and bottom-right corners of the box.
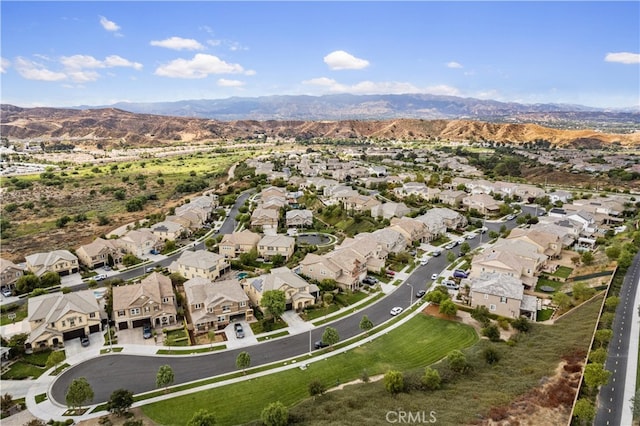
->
(511, 317), (530, 333)
(39, 271), (61, 289)
(572, 282), (595, 302)
(605, 245), (621, 260)
(156, 364), (175, 391)
(631, 390), (640, 419)
(236, 351), (251, 374)
(322, 326), (339, 347)
(425, 286), (450, 304)
(359, 315), (374, 334)
(421, 367), (441, 391)
(446, 251), (456, 263)
(471, 305), (491, 327)
(261, 401), (288, 426)
(552, 292), (572, 310)
(460, 241), (471, 254)
(107, 388), (134, 416)
(605, 296), (620, 312)
(573, 398), (596, 425)
(187, 409), (216, 426)
(439, 299), (458, 317)
(583, 363), (611, 389)
(261, 290), (286, 322)
(589, 347), (608, 364)
(384, 370), (404, 396)
(45, 350), (65, 370)
(447, 350), (468, 373)
(581, 251), (594, 265)
(65, 377), (94, 409)
(482, 324), (501, 341)
(308, 379), (326, 398)
(594, 329), (613, 347)
(483, 346), (501, 365)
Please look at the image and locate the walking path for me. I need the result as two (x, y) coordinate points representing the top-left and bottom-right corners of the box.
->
(621, 261), (640, 426)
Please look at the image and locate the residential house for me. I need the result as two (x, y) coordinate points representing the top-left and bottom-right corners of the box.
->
(438, 190), (467, 207)
(389, 217), (431, 244)
(245, 266), (319, 311)
(548, 190), (573, 204)
(112, 272), (177, 330)
(250, 208), (279, 230)
(150, 220), (188, 241)
(367, 229), (408, 254)
(470, 246), (539, 289)
(0, 258), (25, 289)
(462, 193), (501, 216)
(116, 229), (162, 258)
(299, 252), (362, 292)
(76, 238), (124, 269)
(219, 230), (261, 259)
(184, 277), (253, 334)
(343, 194), (382, 213)
(286, 209), (314, 228)
(507, 228), (563, 259)
(258, 235), (296, 261)
(26, 290), (101, 349)
(417, 207), (468, 232)
(371, 202), (411, 220)
(168, 249), (230, 281)
(25, 250), (79, 277)
(337, 235), (388, 272)
(467, 272), (537, 320)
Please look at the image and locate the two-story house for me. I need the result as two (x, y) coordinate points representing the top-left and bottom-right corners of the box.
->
(116, 229), (162, 258)
(257, 235), (296, 261)
(285, 209), (314, 228)
(184, 277), (253, 334)
(468, 272), (537, 320)
(245, 266), (319, 311)
(250, 208), (279, 230)
(219, 230), (261, 259)
(76, 238), (124, 269)
(25, 250), (79, 277)
(0, 258), (25, 289)
(27, 290), (101, 349)
(112, 272), (177, 331)
(168, 249), (230, 281)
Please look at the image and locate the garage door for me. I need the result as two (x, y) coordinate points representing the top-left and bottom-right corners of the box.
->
(118, 322), (129, 330)
(63, 328), (85, 341)
(132, 318), (149, 328)
(89, 324), (100, 334)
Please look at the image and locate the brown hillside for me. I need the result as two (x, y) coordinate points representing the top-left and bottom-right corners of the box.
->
(1, 106), (638, 148)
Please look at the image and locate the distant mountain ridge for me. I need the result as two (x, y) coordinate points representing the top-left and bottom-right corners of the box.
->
(2, 103), (639, 149)
(78, 93), (622, 121)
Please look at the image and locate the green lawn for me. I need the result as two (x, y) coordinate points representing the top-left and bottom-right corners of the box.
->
(165, 328), (190, 346)
(0, 305), (27, 326)
(534, 276), (564, 293)
(142, 314), (478, 425)
(552, 266), (573, 279)
(301, 304), (340, 321)
(537, 308), (555, 322)
(1, 361), (45, 380)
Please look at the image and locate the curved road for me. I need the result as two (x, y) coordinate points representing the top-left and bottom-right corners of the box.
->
(595, 250), (640, 426)
(51, 214), (517, 404)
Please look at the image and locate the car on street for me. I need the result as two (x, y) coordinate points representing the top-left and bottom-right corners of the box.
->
(466, 233), (476, 239)
(234, 323), (245, 338)
(80, 335), (90, 347)
(390, 306), (403, 316)
(432, 250), (442, 257)
(142, 324), (152, 339)
(480, 227), (488, 233)
(419, 258), (428, 266)
(444, 243), (455, 250)
(146, 267), (155, 273)
(506, 214), (516, 220)
(1, 287), (12, 297)
(431, 273), (438, 280)
(416, 289), (426, 298)
(94, 274), (107, 281)
(314, 340), (329, 349)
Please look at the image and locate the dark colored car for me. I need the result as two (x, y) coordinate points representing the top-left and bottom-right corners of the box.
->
(362, 276), (377, 285)
(80, 336), (90, 347)
(416, 290), (426, 298)
(234, 322), (245, 339)
(314, 340), (329, 349)
(143, 324), (152, 339)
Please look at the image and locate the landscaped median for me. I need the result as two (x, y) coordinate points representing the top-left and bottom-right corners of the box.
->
(138, 309), (478, 425)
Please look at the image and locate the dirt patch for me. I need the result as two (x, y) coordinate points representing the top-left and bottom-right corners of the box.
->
(422, 303), (518, 341)
(474, 350), (586, 426)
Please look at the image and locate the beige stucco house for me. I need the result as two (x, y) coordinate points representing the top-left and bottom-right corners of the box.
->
(468, 272), (537, 320)
(112, 272), (177, 330)
(116, 229), (162, 258)
(245, 266), (319, 311)
(168, 249), (230, 281)
(257, 235), (296, 260)
(25, 250), (79, 277)
(27, 290), (101, 349)
(76, 238), (124, 269)
(0, 258), (25, 289)
(219, 230), (261, 259)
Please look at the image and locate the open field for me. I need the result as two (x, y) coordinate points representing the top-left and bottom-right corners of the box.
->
(141, 314), (478, 425)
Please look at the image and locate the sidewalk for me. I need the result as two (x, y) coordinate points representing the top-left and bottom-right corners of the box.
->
(621, 263), (640, 426)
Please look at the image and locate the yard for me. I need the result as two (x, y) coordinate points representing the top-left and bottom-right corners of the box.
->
(142, 313), (478, 425)
(0, 304), (27, 326)
(1, 349), (65, 380)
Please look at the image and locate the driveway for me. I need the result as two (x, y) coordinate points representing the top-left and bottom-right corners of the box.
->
(116, 327), (157, 346)
(64, 334), (94, 358)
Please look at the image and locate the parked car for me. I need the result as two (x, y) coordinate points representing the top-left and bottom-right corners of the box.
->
(143, 324), (152, 339)
(362, 276), (378, 285)
(386, 270), (396, 276)
(94, 274), (107, 281)
(80, 335), (90, 347)
(431, 273), (439, 280)
(480, 227), (488, 234)
(146, 267), (154, 273)
(453, 269), (468, 278)
(432, 250), (442, 257)
(506, 214), (516, 220)
(416, 289), (426, 298)
(419, 258), (428, 266)
(1, 287), (12, 297)
(444, 243), (455, 250)
(314, 340), (329, 349)
(466, 233), (476, 240)
(390, 306), (403, 316)
(234, 323), (245, 339)
(443, 280), (460, 290)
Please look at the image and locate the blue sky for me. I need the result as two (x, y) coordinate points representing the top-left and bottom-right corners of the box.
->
(1, 1), (639, 109)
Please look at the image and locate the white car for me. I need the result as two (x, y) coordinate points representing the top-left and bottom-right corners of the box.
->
(431, 273), (438, 280)
(420, 258), (429, 266)
(390, 306), (403, 316)
(466, 234), (476, 240)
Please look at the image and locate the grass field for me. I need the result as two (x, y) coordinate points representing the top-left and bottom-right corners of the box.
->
(142, 314), (478, 425)
(1, 361), (45, 380)
(0, 304), (27, 326)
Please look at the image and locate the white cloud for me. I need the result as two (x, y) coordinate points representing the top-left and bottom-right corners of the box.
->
(66, 70), (101, 83)
(155, 53), (245, 79)
(323, 50), (370, 70)
(14, 57), (66, 81)
(104, 55), (143, 70)
(150, 37), (205, 51)
(0, 57), (10, 73)
(60, 54), (143, 71)
(446, 61), (463, 69)
(605, 52), (640, 64)
(423, 84), (460, 96)
(218, 78), (245, 87)
(99, 16), (120, 32)
(303, 77), (460, 97)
